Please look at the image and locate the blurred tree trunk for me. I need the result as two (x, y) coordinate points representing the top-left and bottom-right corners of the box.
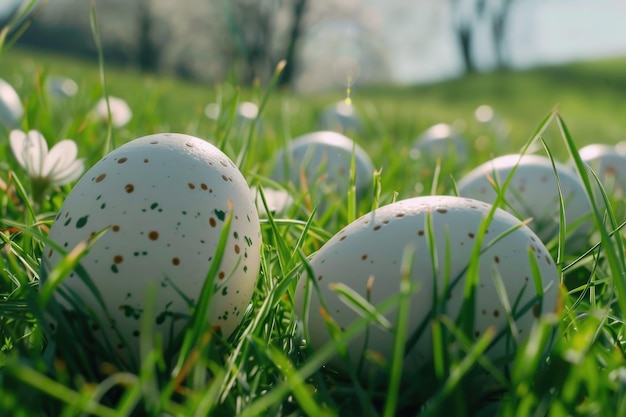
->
(492, 0), (514, 69)
(451, 0), (515, 73)
(457, 23), (476, 73)
(137, 0), (159, 72)
(278, 0), (307, 86)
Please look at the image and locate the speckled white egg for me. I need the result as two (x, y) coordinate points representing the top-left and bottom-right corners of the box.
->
(318, 101), (363, 134)
(271, 131), (374, 201)
(0, 78), (23, 128)
(457, 154), (591, 251)
(410, 123), (468, 165)
(295, 195), (558, 377)
(42, 133), (261, 364)
(576, 144), (626, 198)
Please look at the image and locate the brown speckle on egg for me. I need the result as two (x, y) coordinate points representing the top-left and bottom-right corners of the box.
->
(218, 271), (225, 280)
(188, 183), (195, 190)
(125, 184), (135, 193)
(148, 231), (159, 240)
(172, 257), (180, 266)
(493, 309), (500, 317)
(117, 157), (128, 164)
(373, 225), (382, 231)
(209, 217), (217, 227)
(234, 244), (240, 254)
(532, 303), (541, 318)
(361, 254), (368, 260)
(95, 173), (106, 183)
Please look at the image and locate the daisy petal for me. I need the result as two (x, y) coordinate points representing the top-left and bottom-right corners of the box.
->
(43, 139), (78, 178)
(24, 130), (49, 177)
(9, 129), (28, 169)
(50, 158), (84, 186)
(95, 96), (132, 128)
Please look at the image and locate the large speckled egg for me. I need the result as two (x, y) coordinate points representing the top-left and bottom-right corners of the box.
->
(457, 154), (591, 251)
(271, 131), (374, 203)
(0, 78), (23, 128)
(42, 133), (261, 365)
(295, 196), (558, 378)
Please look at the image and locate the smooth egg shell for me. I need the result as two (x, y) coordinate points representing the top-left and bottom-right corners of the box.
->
(295, 195), (558, 377)
(271, 131), (374, 202)
(576, 144), (626, 198)
(318, 101), (363, 134)
(410, 123), (468, 166)
(457, 154), (591, 251)
(42, 133), (261, 364)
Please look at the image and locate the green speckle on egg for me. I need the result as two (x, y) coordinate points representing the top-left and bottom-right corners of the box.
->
(76, 215), (89, 228)
(214, 209), (226, 221)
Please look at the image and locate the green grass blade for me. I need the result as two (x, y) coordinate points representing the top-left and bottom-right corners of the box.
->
(89, 0), (114, 155)
(382, 246), (415, 417)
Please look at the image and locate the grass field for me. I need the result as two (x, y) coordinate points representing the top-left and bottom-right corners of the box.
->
(1, 37), (626, 417)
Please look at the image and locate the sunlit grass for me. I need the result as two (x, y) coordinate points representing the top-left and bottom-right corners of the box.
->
(2, 5), (626, 415)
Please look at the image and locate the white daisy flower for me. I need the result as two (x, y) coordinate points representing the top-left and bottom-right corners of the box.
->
(0, 78), (23, 128)
(9, 129), (84, 201)
(94, 96), (132, 128)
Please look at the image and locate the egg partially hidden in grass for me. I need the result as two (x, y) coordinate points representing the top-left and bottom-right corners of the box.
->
(271, 131), (375, 207)
(457, 154), (592, 251)
(318, 101), (363, 134)
(410, 123), (468, 167)
(296, 195), (558, 379)
(42, 133), (262, 366)
(576, 143), (626, 198)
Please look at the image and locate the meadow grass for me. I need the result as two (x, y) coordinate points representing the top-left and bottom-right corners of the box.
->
(1, 15), (626, 416)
